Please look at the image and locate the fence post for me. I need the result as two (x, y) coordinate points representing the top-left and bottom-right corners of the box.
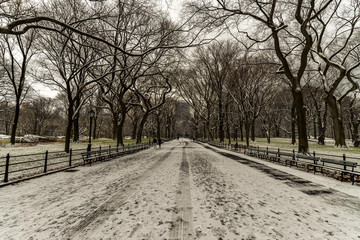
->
(109, 145), (111, 154)
(313, 151), (316, 157)
(266, 147), (269, 159)
(69, 148), (72, 167)
(343, 154), (346, 170)
(44, 150), (48, 173)
(99, 146), (102, 156)
(4, 153), (10, 183)
(277, 148), (280, 160)
(292, 149), (295, 161)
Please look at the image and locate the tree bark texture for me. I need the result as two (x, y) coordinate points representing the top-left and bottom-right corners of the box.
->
(64, 105), (74, 153)
(251, 119), (255, 142)
(136, 113), (149, 143)
(294, 90), (309, 152)
(10, 100), (20, 145)
(218, 100), (224, 142)
(326, 95), (346, 147)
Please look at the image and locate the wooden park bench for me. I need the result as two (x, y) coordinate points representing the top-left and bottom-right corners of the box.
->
(281, 152), (296, 166)
(247, 147), (259, 157)
(266, 150), (280, 163)
(81, 151), (99, 165)
(286, 154), (320, 173)
(81, 150), (108, 165)
(252, 148), (279, 163)
(319, 158), (359, 184)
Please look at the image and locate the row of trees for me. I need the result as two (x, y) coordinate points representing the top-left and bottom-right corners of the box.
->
(177, 40), (360, 148)
(0, 0), (197, 152)
(0, 93), (184, 143)
(1, 0), (360, 152)
(184, 0), (360, 151)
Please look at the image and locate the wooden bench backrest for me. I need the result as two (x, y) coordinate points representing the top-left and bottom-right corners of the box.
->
(296, 154), (320, 161)
(321, 158), (357, 167)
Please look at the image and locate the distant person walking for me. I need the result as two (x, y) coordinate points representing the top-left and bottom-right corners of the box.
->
(153, 138), (157, 149)
(158, 138), (162, 148)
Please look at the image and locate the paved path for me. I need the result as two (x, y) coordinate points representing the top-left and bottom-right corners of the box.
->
(0, 140), (360, 239)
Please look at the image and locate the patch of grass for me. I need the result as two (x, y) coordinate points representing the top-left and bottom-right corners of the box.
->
(0, 140), (9, 144)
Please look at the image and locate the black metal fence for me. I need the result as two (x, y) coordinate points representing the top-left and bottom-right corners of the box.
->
(205, 141), (360, 163)
(0, 143), (150, 184)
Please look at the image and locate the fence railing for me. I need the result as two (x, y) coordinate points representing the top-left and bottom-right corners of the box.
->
(203, 140), (360, 163)
(0, 143), (150, 184)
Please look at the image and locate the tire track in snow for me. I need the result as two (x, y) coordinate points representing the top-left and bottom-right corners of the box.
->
(65, 147), (176, 239)
(169, 142), (194, 240)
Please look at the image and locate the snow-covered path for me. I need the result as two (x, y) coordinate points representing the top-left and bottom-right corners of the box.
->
(0, 140), (359, 239)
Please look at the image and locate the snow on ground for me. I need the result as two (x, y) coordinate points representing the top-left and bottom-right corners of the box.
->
(0, 139), (359, 239)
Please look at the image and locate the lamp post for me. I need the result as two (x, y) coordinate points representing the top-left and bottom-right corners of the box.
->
(87, 109), (95, 152)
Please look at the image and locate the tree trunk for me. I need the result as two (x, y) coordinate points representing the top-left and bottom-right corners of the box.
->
(73, 116), (79, 142)
(349, 98), (360, 147)
(37, 125), (42, 136)
(353, 123), (360, 147)
(73, 98), (81, 142)
(203, 122), (206, 139)
(275, 124), (280, 138)
(117, 112), (126, 146)
(116, 125), (123, 146)
(93, 117), (97, 140)
(250, 119), (255, 142)
(112, 117), (118, 140)
(65, 105), (73, 153)
(316, 101), (327, 145)
(245, 121), (250, 147)
(267, 120), (271, 143)
(131, 122), (137, 139)
(239, 119), (244, 142)
(326, 95), (346, 147)
(10, 100), (20, 145)
(156, 116), (161, 139)
(293, 89), (308, 152)
(291, 99), (296, 145)
(5, 120), (9, 135)
(218, 100), (224, 142)
(33, 118), (38, 135)
(136, 113), (149, 143)
(313, 118), (317, 139)
(261, 120), (267, 138)
(225, 104), (231, 144)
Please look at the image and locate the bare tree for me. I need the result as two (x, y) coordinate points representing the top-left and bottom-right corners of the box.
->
(188, 0), (345, 152)
(176, 63), (217, 140)
(0, 27), (36, 144)
(227, 55), (277, 146)
(311, 0), (360, 147)
(132, 74), (172, 143)
(19, 96), (56, 136)
(347, 93), (360, 147)
(37, 0), (102, 152)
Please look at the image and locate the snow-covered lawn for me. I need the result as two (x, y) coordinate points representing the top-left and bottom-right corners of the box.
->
(0, 141), (116, 157)
(0, 141), (145, 183)
(0, 140), (359, 239)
